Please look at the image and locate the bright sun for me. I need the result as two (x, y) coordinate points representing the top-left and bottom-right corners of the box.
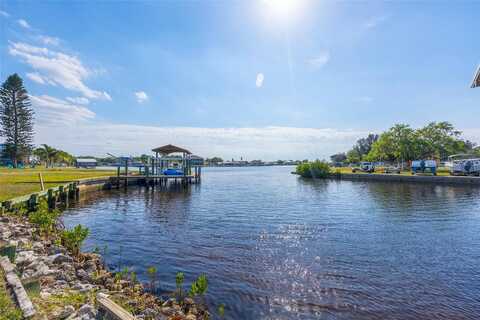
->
(262, 0), (307, 24)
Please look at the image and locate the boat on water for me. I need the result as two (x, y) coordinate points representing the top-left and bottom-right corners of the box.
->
(163, 168), (184, 176)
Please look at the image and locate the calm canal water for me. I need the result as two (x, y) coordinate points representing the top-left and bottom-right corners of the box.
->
(63, 166), (480, 319)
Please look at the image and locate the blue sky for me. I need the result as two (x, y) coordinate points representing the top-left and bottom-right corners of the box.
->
(1, 1), (479, 160)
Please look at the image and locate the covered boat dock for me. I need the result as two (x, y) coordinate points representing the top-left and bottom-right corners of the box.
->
(115, 144), (203, 188)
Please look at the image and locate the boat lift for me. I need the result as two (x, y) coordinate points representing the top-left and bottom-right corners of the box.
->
(411, 160), (437, 175)
(447, 154), (480, 176)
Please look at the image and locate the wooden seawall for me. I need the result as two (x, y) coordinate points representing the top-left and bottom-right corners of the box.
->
(0, 174), (198, 213)
(0, 177), (113, 213)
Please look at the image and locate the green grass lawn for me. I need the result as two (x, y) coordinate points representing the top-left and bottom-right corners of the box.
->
(0, 167), (115, 202)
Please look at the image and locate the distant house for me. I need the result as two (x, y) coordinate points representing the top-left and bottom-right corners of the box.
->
(250, 160), (264, 166)
(0, 143), (10, 166)
(76, 158), (97, 168)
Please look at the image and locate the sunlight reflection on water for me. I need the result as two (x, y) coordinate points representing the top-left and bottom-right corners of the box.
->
(63, 166), (480, 319)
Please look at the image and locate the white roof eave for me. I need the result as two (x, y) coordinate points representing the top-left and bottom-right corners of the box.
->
(471, 64), (480, 88)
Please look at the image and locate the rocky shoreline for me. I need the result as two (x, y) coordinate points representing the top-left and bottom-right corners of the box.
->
(0, 214), (208, 320)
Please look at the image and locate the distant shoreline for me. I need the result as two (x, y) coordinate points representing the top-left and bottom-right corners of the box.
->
(294, 171), (480, 186)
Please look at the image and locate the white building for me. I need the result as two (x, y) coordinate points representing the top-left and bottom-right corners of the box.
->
(76, 158), (97, 168)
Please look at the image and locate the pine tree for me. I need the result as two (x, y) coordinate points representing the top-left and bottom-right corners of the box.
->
(0, 74), (35, 167)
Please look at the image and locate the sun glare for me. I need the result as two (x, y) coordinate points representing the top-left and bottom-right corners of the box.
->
(262, 0), (307, 25)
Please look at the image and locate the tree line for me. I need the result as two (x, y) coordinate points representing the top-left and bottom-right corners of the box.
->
(33, 144), (76, 167)
(0, 73), (75, 167)
(331, 122), (479, 165)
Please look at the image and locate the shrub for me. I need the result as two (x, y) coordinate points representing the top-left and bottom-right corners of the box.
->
(176, 272), (184, 291)
(218, 303), (225, 318)
(130, 271), (137, 284)
(61, 224), (89, 257)
(29, 200), (60, 238)
(189, 274), (208, 297)
(147, 266), (158, 293)
(296, 163), (311, 177)
(189, 274), (208, 313)
(175, 272), (185, 302)
(296, 160), (331, 178)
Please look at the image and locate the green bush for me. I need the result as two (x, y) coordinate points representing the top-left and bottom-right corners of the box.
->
(189, 274), (208, 297)
(296, 160), (331, 178)
(29, 200), (60, 238)
(61, 224), (89, 257)
(296, 163), (311, 177)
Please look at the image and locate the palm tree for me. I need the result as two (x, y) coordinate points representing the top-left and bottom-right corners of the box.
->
(33, 144), (58, 168)
(33, 147), (47, 167)
(56, 150), (75, 166)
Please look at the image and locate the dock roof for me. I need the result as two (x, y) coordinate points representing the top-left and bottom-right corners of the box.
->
(471, 65), (480, 88)
(152, 144), (192, 155)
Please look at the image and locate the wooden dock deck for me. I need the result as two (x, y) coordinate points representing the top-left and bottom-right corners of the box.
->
(114, 173), (200, 189)
(118, 175), (196, 179)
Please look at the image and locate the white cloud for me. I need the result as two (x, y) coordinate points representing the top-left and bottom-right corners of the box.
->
(0, 10), (9, 17)
(66, 97), (90, 105)
(134, 91), (148, 103)
(31, 120), (480, 159)
(30, 95), (95, 125)
(256, 73), (264, 88)
(364, 16), (388, 29)
(26, 72), (49, 85)
(9, 42), (111, 101)
(33, 120), (370, 160)
(307, 51), (330, 69)
(38, 35), (60, 46)
(17, 19), (30, 29)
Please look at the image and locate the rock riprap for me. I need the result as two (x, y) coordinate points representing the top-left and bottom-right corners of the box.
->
(0, 215), (208, 320)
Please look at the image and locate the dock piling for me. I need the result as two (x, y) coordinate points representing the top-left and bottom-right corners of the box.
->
(47, 189), (55, 210)
(28, 194), (37, 212)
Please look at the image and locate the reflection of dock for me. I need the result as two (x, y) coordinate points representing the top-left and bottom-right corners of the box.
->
(119, 175), (196, 179)
(116, 174), (198, 187)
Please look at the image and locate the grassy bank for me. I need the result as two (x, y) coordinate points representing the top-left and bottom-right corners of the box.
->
(0, 268), (22, 320)
(0, 168), (115, 202)
(295, 162), (453, 179)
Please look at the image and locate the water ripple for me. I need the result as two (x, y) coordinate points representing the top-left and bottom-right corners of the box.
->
(63, 166), (480, 319)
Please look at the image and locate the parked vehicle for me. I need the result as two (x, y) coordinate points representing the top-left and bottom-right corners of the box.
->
(352, 162), (375, 173)
(411, 160), (437, 175)
(448, 154), (480, 176)
(383, 166), (401, 174)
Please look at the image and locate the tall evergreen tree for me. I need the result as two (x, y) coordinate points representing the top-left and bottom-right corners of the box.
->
(0, 74), (35, 167)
